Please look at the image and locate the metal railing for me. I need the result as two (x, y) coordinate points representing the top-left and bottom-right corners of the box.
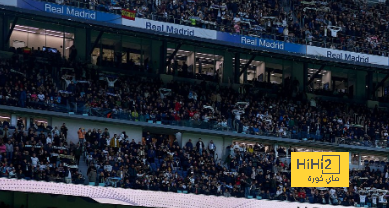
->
(0, 99), (385, 150)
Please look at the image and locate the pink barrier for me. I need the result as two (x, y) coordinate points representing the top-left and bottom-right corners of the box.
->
(0, 178), (333, 208)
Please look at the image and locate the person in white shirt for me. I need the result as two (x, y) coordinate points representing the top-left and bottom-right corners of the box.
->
(106, 77), (117, 92)
(52, 127), (60, 137)
(233, 109), (244, 120)
(31, 154), (39, 168)
(327, 26), (341, 37)
(61, 75), (73, 88)
(208, 140), (216, 157)
(372, 194), (378, 207)
(46, 136), (53, 144)
(359, 192), (366, 206)
(233, 14), (241, 23)
(37, 92), (45, 102)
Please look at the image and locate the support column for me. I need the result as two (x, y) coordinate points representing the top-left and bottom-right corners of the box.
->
(302, 62), (308, 92)
(367, 71), (373, 99)
(160, 40), (167, 74)
(151, 40), (162, 74)
(0, 15), (10, 51)
(10, 114), (17, 127)
(234, 53), (240, 84)
(74, 27), (91, 62)
(349, 152), (352, 164)
(291, 62), (305, 94)
(222, 51), (234, 84)
(26, 117), (30, 131)
(358, 154), (362, 169)
(355, 71), (367, 100)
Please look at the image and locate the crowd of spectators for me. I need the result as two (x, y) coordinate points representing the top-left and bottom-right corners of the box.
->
(2, 49), (389, 151)
(0, 119), (85, 184)
(81, 129), (389, 207)
(3, 47), (389, 207)
(47, 0), (389, 56)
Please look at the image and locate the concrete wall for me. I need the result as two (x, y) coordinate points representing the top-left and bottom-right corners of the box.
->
(51, 117), (143, 144)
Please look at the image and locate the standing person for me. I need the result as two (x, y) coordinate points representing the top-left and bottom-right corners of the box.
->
(74, 144), (82, 165)
(106, 77), (117, 93)
(196, 138), (205, 155)
(78, 128), (86, 145)
(208, 140), (216, 157)
(88, 167), (97, 185)
(110, 134), (120, 153)
(5, 140), (13, 161)
(359, 192), (366, 207)
(61, 123), (68, 140)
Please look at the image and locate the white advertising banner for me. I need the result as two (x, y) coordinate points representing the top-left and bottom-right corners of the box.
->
(0, 0), (17, 6)
(307, 45), (389, 66)
(122, 18), (217, 40)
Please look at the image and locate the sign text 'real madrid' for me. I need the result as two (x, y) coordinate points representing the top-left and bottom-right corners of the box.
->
(241, 36), (284, 50)
(145, 22), (194, 36)
(44, 4), (96, 20)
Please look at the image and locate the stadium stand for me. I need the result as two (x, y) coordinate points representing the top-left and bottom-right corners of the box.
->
(1, 119), (389, 207)
(2, 0), (389, 208)
(42, 0), (389, 56)
(0, 49), (389, 150)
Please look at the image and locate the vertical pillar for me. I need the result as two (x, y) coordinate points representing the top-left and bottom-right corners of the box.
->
(349, 152), (352, 164)
(355, 71), (367, 100)
(186, 52), (195, 72)
(151, 40), (162, 74)
(26, 117), (30, 131)
(243, 69), (248, 83)
(291, 62), (305, 93)
(114, 35), (122, 66)
(222, 52), (234, 84)
(322, 71), (332, 90)
(358, 154), (362, 169)
(85, 28), (91, 63)
(302, 62), (308, 92)
(267, 68), (271, 83)
(74, 27), (91, 62)
(0, 15), (10, 51)
(234, 53), (240, 84)
(10, 114), (17, 127)
(366, 71), (374, 99)
(160, 40), (167, 74)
